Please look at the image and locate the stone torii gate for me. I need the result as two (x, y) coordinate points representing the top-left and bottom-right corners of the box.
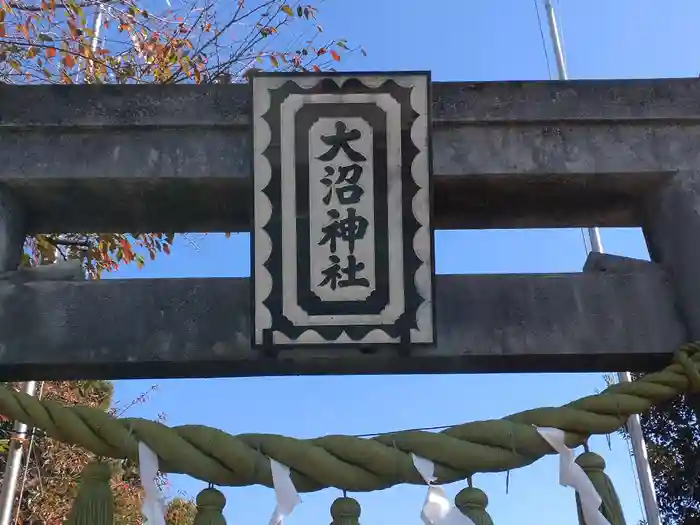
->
(0, 73), (699, 524)
(0, 76), (698, 380)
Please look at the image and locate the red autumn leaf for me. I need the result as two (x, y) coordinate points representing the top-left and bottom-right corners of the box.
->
(330, 49), (340, 61)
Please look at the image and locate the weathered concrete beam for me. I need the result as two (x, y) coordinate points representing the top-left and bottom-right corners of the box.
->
(2, 78), (694, 233)
(0, 272), (685, 380)
(0, 259), (84, 283)
(4, 78), (700, 127)
(582, 252), (657, 274)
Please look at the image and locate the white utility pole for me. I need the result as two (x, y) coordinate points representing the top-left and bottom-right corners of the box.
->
(544, 0), (604, 255)
(0, 382), (37, 525)
(543, 2), (661, 525)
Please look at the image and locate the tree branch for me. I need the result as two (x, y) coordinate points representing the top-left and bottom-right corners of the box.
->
(6, 0), (112, 12)
(45, 237), (91, 248)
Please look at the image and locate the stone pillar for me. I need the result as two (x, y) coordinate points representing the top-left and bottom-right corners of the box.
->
(0, 188), (25, 273)
(643, 171), (700, 339)
(642, 168), (700, 458)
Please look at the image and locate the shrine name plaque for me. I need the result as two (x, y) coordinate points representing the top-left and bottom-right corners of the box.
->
(251, 71), (435, 349)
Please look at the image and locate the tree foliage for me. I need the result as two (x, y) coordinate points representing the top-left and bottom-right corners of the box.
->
(0, 381), (196, 524)
(165, 497), (198, 524)
(605, 373), (700, 524)
(2, 0), (360, 277)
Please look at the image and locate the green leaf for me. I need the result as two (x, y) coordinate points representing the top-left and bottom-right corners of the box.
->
(297, 5), (303, 16)
(38, 32), (53, 42)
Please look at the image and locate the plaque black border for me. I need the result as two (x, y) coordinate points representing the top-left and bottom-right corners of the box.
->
(250, 71), (436, 350)
(295, 102), (390, 316)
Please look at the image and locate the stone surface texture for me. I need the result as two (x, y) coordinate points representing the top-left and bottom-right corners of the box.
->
(1, 78), (700, 377)
(1, 78), (695, 232)
(0, 270), (686, 380)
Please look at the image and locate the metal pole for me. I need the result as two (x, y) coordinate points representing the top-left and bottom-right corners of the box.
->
(544, 0), (603, 254)
(0, 381), (37, 525)
(12, 381), (44, 525)
(616, 371), (661, 525)
(74, 3), (104, 83)
(90, 5), (104, 55)
(542, 2), (660, 524)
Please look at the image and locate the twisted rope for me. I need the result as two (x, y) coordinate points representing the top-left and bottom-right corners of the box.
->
(2, 344), (699, 493)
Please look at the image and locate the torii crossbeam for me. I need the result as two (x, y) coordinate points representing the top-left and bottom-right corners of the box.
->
(1, 76), (699, 380)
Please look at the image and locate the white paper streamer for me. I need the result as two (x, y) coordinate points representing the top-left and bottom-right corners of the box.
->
(138, 442), (166, 525)
(411, 454), (451, 525)
(411, 455), (477, 525)
(536, 427), (611, 525)
(439, 506), (477, 525)
(268, 458), (301, 525)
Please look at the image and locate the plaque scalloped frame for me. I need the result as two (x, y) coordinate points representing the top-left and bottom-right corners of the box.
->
(251, 71), (435, 349)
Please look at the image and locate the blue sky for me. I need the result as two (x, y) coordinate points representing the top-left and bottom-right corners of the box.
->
(107, 1), (700, 523)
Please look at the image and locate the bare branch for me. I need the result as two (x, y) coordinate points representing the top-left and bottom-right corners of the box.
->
(7, 0), (111, 12)
(44, 237), (91, 248)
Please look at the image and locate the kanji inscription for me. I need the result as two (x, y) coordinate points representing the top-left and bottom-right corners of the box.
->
(312, 118), (373, 302)
(251, 72), (435, 348)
